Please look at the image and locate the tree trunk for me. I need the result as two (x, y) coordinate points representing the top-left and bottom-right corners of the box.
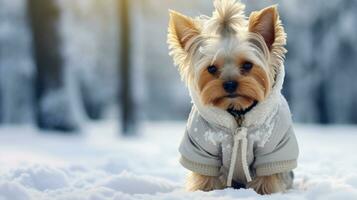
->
(28, 0), (79, 132)
(0, 79), (2, 123)
(119, 0), (136, 135)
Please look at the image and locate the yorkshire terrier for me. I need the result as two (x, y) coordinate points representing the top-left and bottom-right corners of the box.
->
(167, 0), (299, 195)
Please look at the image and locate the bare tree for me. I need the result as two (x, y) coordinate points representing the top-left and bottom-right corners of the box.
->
(118, 0), (136, 135)
(28, 0), (78, 132)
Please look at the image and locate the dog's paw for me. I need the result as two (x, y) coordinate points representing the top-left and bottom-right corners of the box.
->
(247, 174), (287, 195)
(186, 172), (224, 192)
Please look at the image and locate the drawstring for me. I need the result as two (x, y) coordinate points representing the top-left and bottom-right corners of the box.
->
(226, 129), (240, 187)
(239, 127), (252, 183)
(226, 127), (252, 187)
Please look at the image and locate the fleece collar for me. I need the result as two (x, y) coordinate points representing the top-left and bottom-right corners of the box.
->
(188, 66), (285, 132)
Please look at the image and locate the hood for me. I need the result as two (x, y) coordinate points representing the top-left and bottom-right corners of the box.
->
(188, 66), (285, 132)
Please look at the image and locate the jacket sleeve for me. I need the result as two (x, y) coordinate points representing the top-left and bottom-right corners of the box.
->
(253, 99), (299, 176)
(179, 130), (222, 176)
(178, 109), (222, 176)
(253, 126), (299, 176)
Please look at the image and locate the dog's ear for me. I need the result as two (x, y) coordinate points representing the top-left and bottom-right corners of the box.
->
(168, 10), (201, 51)
(167, 10), (201, 82)
(248, 6), (286, 51)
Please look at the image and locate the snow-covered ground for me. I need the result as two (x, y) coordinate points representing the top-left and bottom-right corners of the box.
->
(0, 121), (357, 200)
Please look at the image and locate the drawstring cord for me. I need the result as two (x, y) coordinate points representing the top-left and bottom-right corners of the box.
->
(226, 127), (252, 187)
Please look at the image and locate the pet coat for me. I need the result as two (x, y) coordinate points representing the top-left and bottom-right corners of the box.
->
(179, 67), (299, 186)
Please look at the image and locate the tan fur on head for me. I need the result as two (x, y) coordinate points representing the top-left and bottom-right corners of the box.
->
(167, 1), (287, 112)
(205, 0), (247, 36)
(198, 58), (269, 110)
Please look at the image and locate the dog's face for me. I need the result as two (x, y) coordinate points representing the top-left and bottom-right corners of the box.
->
(168, 0), (286, 112)
(197, 40), (271, 111)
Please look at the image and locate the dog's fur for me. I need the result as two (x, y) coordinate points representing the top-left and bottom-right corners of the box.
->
(167, 0), (288, 195)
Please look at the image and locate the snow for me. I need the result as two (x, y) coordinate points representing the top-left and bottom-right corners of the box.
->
(0, 121), (356, 199)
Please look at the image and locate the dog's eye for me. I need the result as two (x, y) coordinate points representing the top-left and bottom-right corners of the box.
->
(207, 65), (218, 74)
(242, 61), (253, 72)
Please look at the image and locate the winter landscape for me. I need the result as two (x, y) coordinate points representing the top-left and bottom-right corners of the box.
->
(1, 122), (357, 199)
(1, 0), (357, 199)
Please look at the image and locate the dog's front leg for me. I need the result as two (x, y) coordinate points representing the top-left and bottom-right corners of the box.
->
(247, 173), (288, 195)
(186, 172), (224, 191)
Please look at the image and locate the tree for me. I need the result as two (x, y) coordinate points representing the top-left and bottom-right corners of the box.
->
(118, 0), (136, 135)
(28, 0), (80, 132)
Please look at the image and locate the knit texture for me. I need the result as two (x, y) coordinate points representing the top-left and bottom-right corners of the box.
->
(255, 160), (297, 176)
(180, 156), (220, 176)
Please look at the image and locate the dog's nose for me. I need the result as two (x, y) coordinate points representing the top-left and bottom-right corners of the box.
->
(223, 81), (238, 93)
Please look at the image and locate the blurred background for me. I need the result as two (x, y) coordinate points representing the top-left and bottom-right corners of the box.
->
(1, 0), (357, 135)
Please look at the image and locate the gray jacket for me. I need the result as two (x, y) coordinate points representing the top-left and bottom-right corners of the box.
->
(179, 68), (299, 186)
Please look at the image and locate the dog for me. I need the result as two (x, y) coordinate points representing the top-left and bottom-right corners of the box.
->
(167, 0), (299, 195)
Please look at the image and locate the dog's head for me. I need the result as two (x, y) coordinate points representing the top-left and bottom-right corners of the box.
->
(167, 0), (286, 112)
